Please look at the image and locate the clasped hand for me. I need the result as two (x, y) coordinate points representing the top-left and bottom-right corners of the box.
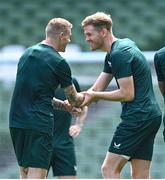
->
(52, 90), (94, 117)
(65, 90), (95, 116)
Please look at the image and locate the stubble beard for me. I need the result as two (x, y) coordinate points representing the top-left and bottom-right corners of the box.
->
(91, 43), (102, 51)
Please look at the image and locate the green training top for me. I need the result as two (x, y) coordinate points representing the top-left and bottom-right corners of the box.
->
(103, 38), (161, 121)
(53, 78), (81, 148)
(154, 47), (165, 100)
(9, 44), (72, 134)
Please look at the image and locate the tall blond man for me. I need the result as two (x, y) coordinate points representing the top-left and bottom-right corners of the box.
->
(9, 18), (84, 178)
(80, 12), (161, 178)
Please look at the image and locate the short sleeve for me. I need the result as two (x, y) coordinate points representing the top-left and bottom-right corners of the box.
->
(72, 78), (81, 92)
(56, 59), (72, 88)
(154, 53), (164, 82)
(111, 51), (132, 79)
(103, 53), (113, 74)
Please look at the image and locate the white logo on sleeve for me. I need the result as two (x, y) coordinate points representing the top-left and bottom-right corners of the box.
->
(74, 166), (77, 172)
(108, 61), (112, 67)
(113, 142), (121, 149)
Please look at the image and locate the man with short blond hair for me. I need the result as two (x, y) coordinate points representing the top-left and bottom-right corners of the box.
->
(9, 17), (84, 178)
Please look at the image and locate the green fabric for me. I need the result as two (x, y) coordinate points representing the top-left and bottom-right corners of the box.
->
(109, 116), (161, 160)
(9, 44), (72, 133)
(154, 47), (165, 95)
(10, 128), (53, 170)
(154, 47), (165, 142)
(53, 78), (81, 147)
(103, 38), (161, 121)
(49, 78), (80, 176)
(50, 146), (77, 176)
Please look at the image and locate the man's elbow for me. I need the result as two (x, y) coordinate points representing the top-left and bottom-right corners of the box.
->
(125, 92), (134, 102)
(122, 92), (134, 102)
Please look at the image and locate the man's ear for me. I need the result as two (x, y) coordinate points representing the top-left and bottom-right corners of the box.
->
(100, 28), (108, 37)
(59, 32), (64, 40)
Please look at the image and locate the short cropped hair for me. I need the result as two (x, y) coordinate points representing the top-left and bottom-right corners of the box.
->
(81, 12), (113, 31)
(45, 18), (72, 38)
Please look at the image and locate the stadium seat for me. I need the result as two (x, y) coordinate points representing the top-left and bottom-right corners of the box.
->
(0, 0), (164, 51)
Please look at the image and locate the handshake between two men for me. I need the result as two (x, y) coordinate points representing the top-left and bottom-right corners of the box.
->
(52, 89), (96, 117)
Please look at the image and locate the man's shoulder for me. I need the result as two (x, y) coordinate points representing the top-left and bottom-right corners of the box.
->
(30, 44), (65, 61)
(110, 48), (130, 61)
(156, 47), (165, 57)
(155, 47), (165, 63)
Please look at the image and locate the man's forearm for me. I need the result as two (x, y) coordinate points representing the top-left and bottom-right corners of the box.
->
(93, 89), (134, 102)
(52, 97), (83, 116)
(64, 85), (84, 107)
(75, 106), (88, 127)
(52, 97), (69, 111)
(64, 86), (77, 105)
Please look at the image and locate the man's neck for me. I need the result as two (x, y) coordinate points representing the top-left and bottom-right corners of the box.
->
(41, 39), (59, 51)
(103, 35), (118, 52)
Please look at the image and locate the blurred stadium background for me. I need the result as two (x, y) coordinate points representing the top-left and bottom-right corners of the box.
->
(0, 0), (165, 178)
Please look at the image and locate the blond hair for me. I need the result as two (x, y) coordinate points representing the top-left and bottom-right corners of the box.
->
(45, 18), (72, 38)
(81, 12), (113, 31)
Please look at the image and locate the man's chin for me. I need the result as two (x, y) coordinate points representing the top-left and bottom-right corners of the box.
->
(91, 47), (98, 51)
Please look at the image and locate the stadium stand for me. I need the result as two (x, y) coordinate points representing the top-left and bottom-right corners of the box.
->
(0, 0), (164, 50)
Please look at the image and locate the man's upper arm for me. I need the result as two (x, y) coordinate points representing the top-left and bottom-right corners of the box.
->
(154, 53), (165, 96)
(72, 78), (81, 92)
(91, 72), (113, 91)
(56, 60), (72, 88)
(117, 76), (134, 100)
(154, 53), (164, 82)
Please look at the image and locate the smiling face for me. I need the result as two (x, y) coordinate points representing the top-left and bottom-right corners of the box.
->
(83, 25), (104, 51)
(81, 12), (113, 51)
